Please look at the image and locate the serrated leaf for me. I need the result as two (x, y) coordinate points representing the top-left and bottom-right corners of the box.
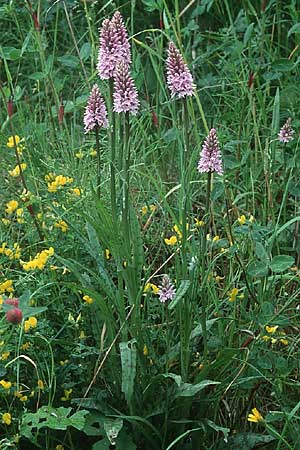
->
(168, 280), (190, 310)
(269, 255), (294, 272)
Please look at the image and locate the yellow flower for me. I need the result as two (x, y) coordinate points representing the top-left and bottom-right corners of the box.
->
(37, 380), (44, 390)
(61, 388), (72, 401)
(228, 287), (239, 302)
(2, 412), (12, 425)
(5, 200), (18, 214)
(56, 445), (64, 450)
(20, 395), (28, 402)
(21, 342), (31, 351)
(0, 380), (12, 389)
(0, 280), (14, 294)
(173, 224), (182, 239)
(71, 188), (81, 196)
(265, 325), (278, 334)
(143, 344), (148, 356)
(249, 215), (255, 223)
(1, 352), (10, 361)
(7, 135), (21, 148)
(149, 204), (157, 213)
(105, 249), (111, 260)
(1, 218), (10, 225)
(215, 275), (224, 283)
(45, 172), (56, 182)
(16, 208), (24, 224)
(47, 175), (73, 193)
(60, 359), (69, 366)
(194, 218), (205, 227)
(54, 220), (68, 233)
(144, 283), (159, 295)
(21, 247), (54, 271)
(83, 295), (93, 305)
(89, 148), (97, 157)
(238, 215), (246, 225)
(164, 235), (177, 246)
(141, 205), (148, 215)
(75, 150), (84, 159)
(24, 317), (37, 333)
(212, 235), (220, 242)
(9, 163), (27, 177)
(247, 408), (264, 423)
(280, 338), (288, 345)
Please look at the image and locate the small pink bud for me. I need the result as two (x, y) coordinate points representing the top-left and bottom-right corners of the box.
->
(4, 298), (19, 307)
(6, 308), (23, 324)
(32, 12), (40, 31)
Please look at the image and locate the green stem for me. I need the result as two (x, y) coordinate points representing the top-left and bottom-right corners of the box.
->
(200, 172), (212, 362)
(95, 126), (101, 197)
(109, 79), (117, 224)
(123, 113), (131, 249)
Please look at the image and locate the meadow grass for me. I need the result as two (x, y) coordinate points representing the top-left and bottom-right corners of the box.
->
(0, 1), (300, 449)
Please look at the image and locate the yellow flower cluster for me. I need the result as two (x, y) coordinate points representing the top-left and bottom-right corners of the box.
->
(83, 295), (93, 304)
(47, 174), (73, 193)
(71, 188), (81, 196)
(141, 204), (157, 215)
(5, 200), (18, 215)
(0, 280), (14, 294)
(9, 163), (27, 178)
(247, 407), (263, 423)
(164, 223), (189, 246)
(54, 220), (68, 233)
(24, 316), (37, 333)
(2, 412), (12, 425)
(7, 135), (24, 154)
(227, 288), (244, 303)
(0, 380), (12, 389)
(0, 242), (21, 260)
(1, 352), (10, 361)
(61, 388), (72, 401)
(261, 325), (288, 345)
(21, 247), (54, 271)
(144, 282), (159, 295)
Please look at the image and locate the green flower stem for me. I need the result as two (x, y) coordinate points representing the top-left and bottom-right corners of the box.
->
(95, 125), (101, 197)
(200, 171), (212, 362)
(109, 79), (117, 224)
(123, 112), (131, 248)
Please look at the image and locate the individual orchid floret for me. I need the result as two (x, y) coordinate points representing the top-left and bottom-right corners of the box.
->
(84, 84), (108, 133)
(166, 41), (194, 98)
(197, 128), (223, 175)
(97, 12), (130, 80)
(278, 118), (295, 143)
(158, 276), (176, 303)
(113, 62), (139, 115)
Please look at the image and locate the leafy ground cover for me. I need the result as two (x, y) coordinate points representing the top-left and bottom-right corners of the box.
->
(0, 1), (300, 449)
